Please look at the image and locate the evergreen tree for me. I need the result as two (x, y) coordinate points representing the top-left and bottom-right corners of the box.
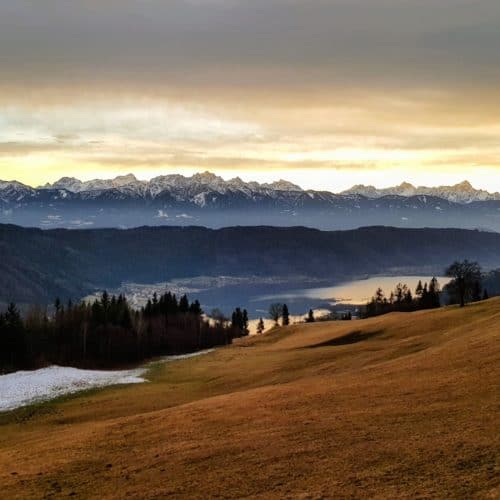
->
(179, 294), (189, 313)
(189, 300), (202, 316)
(306, 309), (315, 323)
(428, 277), (441, 308)
(242, 309), (249, 335)
(3, 303), (25, 368)
(256, 318), (265, 335)
(101, 291), (110, 312)
(282, 304), (290, 326)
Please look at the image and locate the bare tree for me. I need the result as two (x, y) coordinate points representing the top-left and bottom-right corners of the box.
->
(269, 303), (283, 325)
(211, 308), (228, 327)
(445, 260), (482, 307)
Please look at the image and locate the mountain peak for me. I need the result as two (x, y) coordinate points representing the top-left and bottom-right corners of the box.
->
(454, 180), (473, 190)
(263, 179), (302, 192)
(112, 173), (139, 187)
(192, 171), (220, 181)
(342, 180), (498, 203)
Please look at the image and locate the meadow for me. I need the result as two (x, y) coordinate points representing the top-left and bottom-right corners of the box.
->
(0, 299), (499, 498)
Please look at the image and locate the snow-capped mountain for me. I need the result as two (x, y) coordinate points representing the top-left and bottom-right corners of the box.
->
(40, 171), (304, 200)
(35, 173), (500, 204)
(0, 173), (499, 232)
(0, 180), (36, 203)
(43, 174), (147, 194)
(342, 181), (500, 204)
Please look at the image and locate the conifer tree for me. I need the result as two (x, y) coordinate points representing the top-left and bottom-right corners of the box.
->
(306, 309), (315, 323)
(256, 318), (265, 334)
(242, 309), (249, 335)
(179, 294), (189, 313)
(282, 304), (290, 326)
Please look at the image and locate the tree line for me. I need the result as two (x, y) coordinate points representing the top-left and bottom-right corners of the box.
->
(0, 291), (249, 374)
(364, 260), (491, 318)
(364, 277), (441, 318)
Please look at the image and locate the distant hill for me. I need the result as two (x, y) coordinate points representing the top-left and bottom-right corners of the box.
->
(1, 173), (500, 231)
(1, 224), (500, 305)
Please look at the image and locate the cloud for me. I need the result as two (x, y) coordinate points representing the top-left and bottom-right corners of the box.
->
(1, 0), (499, 96)
(0, 0), (499, 190)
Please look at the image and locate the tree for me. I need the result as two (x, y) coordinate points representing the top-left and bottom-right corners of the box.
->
(482, 289), (489, 301)
(242, 309), (249, 335)
(445, 260), (482, 307)
(179, 294), (189, 313)
(256, 318), (265, 335)
(269, 303), (283, 325)
(472, 280), (482, 302)
(231, 307), (248, 336)
(282, 304), (290, 326)
(415, 280), (423, 299)
(306, 309), (315, 323)
(2, 303), (25, 368)
(189, 300), (202, 316)
(211, 308), (227, 327)
(428, 277), (441, 308)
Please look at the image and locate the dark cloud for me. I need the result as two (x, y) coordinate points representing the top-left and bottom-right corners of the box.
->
(1, 0), (499, 95)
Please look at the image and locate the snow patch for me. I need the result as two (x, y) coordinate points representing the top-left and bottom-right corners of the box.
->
(0, 366), (146, 412)
(0, 350), (215, 412)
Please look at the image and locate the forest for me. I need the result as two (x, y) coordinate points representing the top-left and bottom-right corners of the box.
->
(0, 291), (248, 374)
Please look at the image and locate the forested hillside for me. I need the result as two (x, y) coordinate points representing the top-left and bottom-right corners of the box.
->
(1, 224), (500, 304)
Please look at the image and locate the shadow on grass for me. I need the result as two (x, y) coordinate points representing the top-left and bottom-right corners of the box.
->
(307, 329), (384, 348)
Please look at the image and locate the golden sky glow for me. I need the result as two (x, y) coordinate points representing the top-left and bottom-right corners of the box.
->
(1, 0), (500, 191)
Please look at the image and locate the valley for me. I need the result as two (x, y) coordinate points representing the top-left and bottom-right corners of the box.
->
(2, 224), (500, 307)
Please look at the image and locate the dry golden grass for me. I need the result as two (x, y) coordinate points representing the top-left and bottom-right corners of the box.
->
(1, 299), (499, 499)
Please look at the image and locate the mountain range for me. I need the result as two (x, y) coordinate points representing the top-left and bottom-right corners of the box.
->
(1, 172), (499, 231)
(341, 180), (500, 204)
(36, 173), (500, 204)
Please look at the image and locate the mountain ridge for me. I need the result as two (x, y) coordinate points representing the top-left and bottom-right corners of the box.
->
(1, 173), (500, 231)
(1, 223), (500, 305)
(0, 172), (494, 204)
(341, 180), (500, 204)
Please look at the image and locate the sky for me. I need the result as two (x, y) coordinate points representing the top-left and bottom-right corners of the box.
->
(1, 0), (500, 192)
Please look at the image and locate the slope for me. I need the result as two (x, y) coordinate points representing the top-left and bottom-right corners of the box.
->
(2, 223), (500, 305)
(0, 299), (499, 498)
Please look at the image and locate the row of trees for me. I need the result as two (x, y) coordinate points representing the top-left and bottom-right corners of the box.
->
(364, 277), (441, 318)
(0, 292), (249, 374)
(364, 260), (491, 318)
(268, 303), (290, 326)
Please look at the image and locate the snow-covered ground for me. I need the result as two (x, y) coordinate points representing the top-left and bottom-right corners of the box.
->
(0, 350), (214, 412)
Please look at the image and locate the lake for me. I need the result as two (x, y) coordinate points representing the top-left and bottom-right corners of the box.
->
(254, 275), (451, 308)
(102, 275), (451, 318)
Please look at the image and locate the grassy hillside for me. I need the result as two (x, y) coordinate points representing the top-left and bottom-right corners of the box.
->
(0, 299), (499, 498)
